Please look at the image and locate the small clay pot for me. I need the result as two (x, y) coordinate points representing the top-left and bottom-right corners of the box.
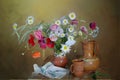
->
(84, 57), (100, 72)
(52, 56), (68, 67)
(70, 59), (84, 78)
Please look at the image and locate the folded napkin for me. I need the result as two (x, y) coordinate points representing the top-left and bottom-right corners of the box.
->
(32, 62), (69, 79)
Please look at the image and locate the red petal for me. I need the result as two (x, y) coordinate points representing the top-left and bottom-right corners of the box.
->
(46, 38), (51, 44)
(28, 35), (35, 46)
(47, 42), (54, 48)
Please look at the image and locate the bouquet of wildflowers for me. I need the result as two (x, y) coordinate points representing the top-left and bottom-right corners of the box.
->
(13, 12), (99, 58)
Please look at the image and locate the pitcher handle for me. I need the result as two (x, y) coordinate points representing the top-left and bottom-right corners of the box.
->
(70, 64), (74, 73)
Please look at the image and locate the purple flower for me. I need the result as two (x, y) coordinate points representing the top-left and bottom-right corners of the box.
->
(80, 26), (88, 34)
(50, 24), (58, 31)
(71, 19), (78, 25)
(89, 22), (96, 30)
(55, 27), (64, 36)
(34, 30), (43, 40)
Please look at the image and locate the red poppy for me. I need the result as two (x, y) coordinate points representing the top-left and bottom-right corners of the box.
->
(32, 51), (41, 59)
(46, 38), (54, 48)
(28, 35), (35, 46)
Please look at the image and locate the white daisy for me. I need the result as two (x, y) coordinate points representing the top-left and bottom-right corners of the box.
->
(65, 39), (76, 46)
(26, 16), (34, 25)
(68, 12), (76, 20)
(78, 31), (83, 36)
(62, 19), (69, 25)
(61, 44), (71, 53)
(68, 26), (74, 32)
(60, 33), (65, 37)
(55, 20), (61, 25)
(13, 23), (17, 30)
(68, 35), (74, 40)
(73, 31), (77, 36)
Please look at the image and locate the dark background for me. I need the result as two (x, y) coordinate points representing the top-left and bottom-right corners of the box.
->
(0, 0), (119, 79)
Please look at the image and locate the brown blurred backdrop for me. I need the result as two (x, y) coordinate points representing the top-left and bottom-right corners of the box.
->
(0, 0), (119, 79)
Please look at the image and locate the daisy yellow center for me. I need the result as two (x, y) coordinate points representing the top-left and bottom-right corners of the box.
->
(13, 26), (17, 29)
(71, 14), (74, 18)
(55, 20), (61, 25)
(64, 46), (67, 50)
(64, 20), (67, 23)
(69, 36), (74, 40)
(70, 28), (73, 30)
(57, 22), (59, 24)
(61, 34), (64, 36)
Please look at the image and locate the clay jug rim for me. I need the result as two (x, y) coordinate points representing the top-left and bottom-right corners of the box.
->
(72, 59), (84, 63)
(82, 40), (96, 44)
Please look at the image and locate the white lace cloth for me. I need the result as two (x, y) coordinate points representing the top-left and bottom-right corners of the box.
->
(32, 62), (69, 79)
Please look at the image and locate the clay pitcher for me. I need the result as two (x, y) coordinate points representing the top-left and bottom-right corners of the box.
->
(52, 56), (68, 67)
(82, 40), (98, 58)
(84, 57), (100, 72)
(70, 59), (84, 78)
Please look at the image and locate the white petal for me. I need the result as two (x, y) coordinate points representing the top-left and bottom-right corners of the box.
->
(38, 25), (43, 30)
(65, 40), (76, 46)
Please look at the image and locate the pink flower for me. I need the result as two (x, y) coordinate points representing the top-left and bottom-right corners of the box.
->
(38, 37), (47, 49)
(34, 30), (43, 40)
(50, 24), (58, 31)
(80, 26), (88, 34)
(89, 22), (96, 30)
(71, 19), (78, 25)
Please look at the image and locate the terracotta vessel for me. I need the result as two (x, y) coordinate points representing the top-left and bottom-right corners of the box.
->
(84, 57), (100, 72)
(82, 40), (100, 72)
(70, 59), (84, 78)
(82, 40), (98, 58)
(52, 56), (68, 67)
